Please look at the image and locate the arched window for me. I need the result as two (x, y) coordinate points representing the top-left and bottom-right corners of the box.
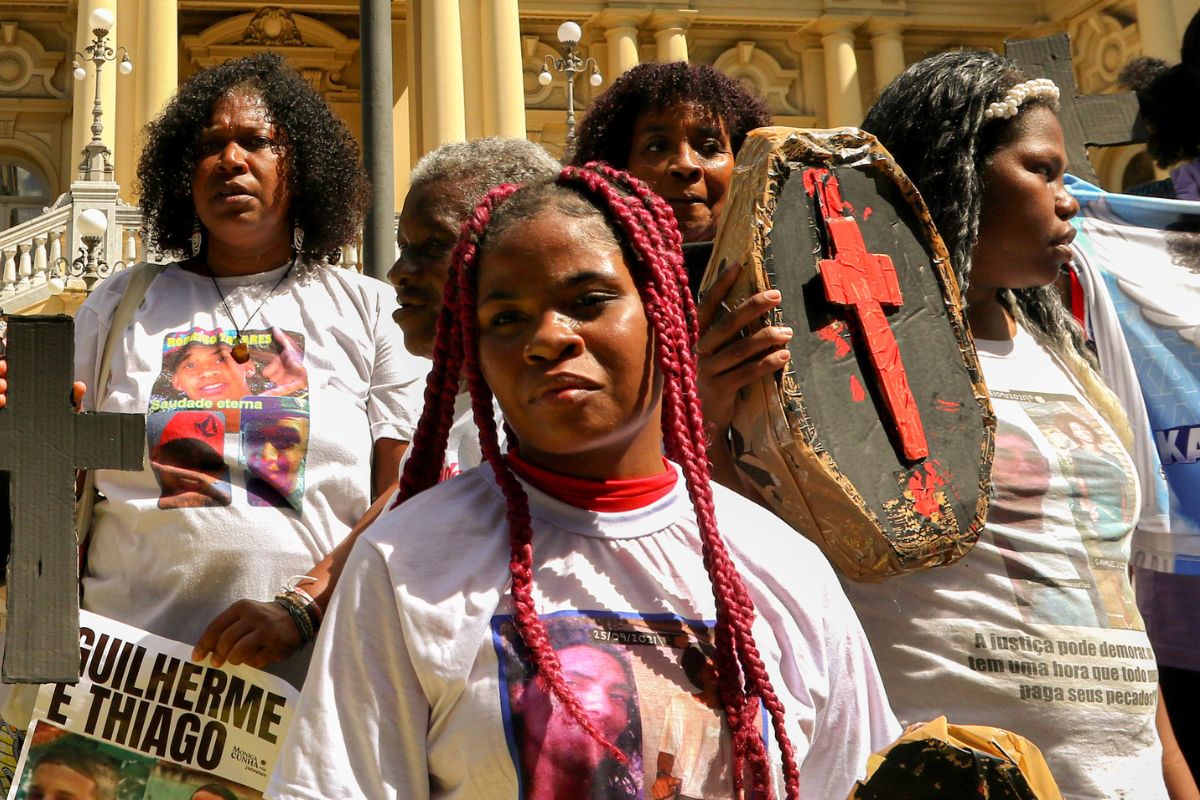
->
(0, 158), (52, 231)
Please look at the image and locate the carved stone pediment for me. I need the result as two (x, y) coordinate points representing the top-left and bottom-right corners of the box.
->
(0, 21), (67, 99)
(181, 9), (359, 99)
(240, 8), (305, 46)
(713, 41), (802, 115)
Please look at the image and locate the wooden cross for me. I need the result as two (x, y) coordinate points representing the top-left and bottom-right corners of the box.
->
(0, 315), (143, 683)
(805, 167), (930, 462)
(1006, 33), (1147, 186)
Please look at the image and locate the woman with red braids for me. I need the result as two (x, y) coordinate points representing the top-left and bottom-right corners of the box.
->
(267, 164), (897, 800)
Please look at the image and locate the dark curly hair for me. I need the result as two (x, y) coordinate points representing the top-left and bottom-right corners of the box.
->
(136, 52), (369, 260)
(1118, 9), (1200, 167)
(571, 62), (772, 166)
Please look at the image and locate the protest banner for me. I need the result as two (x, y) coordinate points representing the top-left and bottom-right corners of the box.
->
(1068, 175), (1200, 571)
(6, 611), (297, 800)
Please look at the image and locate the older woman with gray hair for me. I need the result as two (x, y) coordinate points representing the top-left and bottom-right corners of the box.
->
(194, 136), (560, 670)
(389, 137), (560, 358)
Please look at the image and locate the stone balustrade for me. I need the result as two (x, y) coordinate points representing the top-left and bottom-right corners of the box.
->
(0, 206), (71, 309)
(1, 200), (394, 314)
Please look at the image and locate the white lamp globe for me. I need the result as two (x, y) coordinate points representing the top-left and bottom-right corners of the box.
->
(589, 71), (603, 87)
(557, 21), (581, 44)
(73, 63), (87, 81)
(48, 275), (66, 295)
(77, 208), (108, 238)
(538, 69), (552, 86)
(89, 7), (114, 32)
(118, 56), (133, 75)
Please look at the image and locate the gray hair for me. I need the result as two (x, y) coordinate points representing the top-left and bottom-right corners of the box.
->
(409, 137), (560, 208)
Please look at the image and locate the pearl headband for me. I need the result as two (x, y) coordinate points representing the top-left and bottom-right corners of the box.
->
(982, 78), (1061, 121)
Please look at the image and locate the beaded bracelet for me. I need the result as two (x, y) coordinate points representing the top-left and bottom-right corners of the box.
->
(274, 590), (318, 643)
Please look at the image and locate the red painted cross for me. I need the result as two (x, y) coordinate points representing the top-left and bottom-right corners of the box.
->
(804, 167), (929, 461)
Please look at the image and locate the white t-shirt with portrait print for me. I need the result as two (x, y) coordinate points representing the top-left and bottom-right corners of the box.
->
(267, 464), (900, 800)
(72, 260), (427, 687)
(841, 325), (1165, 800)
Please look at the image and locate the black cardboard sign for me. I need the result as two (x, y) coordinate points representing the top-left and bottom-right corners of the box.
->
(0, 315), (144, 683)
(1005, 34), (1147, 185)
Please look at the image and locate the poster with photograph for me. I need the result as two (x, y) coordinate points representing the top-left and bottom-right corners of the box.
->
(492, 611), (762, 800)
(5, 612), (297, 800)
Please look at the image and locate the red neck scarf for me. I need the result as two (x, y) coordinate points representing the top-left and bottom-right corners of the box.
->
(505, 449), (677, 512)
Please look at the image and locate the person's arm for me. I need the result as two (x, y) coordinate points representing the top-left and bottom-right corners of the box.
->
(1159, 686), (1200, 800)
(371, 437), (406, 501)
(192, 438), (407, 668)
(651, 753), (680, 800)
(695, 261), (790, 497)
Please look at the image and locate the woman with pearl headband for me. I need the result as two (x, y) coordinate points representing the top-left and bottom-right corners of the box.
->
(849, 49), (1198, 799)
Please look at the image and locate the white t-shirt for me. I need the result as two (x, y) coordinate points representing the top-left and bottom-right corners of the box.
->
(842, 327), (1164, 800)
(267, 464), (899, 800)
(73, 261), (427, 686)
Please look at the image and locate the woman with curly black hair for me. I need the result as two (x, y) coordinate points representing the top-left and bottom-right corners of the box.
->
(64, 52), (423, 689)
(571, 62), (788, 495)
(572, 61), (771, 247)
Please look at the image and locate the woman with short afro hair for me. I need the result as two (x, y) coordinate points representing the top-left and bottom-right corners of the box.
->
(572, 61), (771, 172)
(571, 61), (787, 497)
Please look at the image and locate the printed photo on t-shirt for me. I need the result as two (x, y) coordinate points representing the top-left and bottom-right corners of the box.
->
(143, 327), (311, 511)
(147, 409), (232, 510)
(492, 611), (751, 800)
(149, 327), (309, 433)
(242, 399), (309, 513)
(990, 391), (1140, 631)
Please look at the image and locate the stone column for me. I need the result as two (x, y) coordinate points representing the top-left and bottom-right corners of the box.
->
(391, 19), (412, 203)
(866, 18), (906, 92)
(112, 0), (138, 198)
(420, 0), (467, 151)
(1136, 0), (1179, 60)
(817, 18), (864, 128)
(1173, 0), (1196, 50)
(71, 0), (119, 180)
(481, 0), (527, 138)
(134, 0), (176, 153)
(459, 0), (485, 139)
(594, 11), (642, 81)
(800, 44), (827, 125)
(648, 10), (697, 63)
(406, 1), (422, 158)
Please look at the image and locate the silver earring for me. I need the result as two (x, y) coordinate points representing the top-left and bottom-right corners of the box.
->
(189, 217), (203, 257)
(292, 224), (304, 253)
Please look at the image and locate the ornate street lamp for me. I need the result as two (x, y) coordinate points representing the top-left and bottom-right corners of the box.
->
(50, 208), (114, 294)
(73, 8), (133, 182)
(537, 21), (602, 150)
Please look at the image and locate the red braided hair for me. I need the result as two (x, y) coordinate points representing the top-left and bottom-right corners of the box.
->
(392, 163), (800, 799)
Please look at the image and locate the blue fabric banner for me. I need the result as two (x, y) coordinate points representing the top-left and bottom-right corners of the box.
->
(1067, 175), (1200, 573)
